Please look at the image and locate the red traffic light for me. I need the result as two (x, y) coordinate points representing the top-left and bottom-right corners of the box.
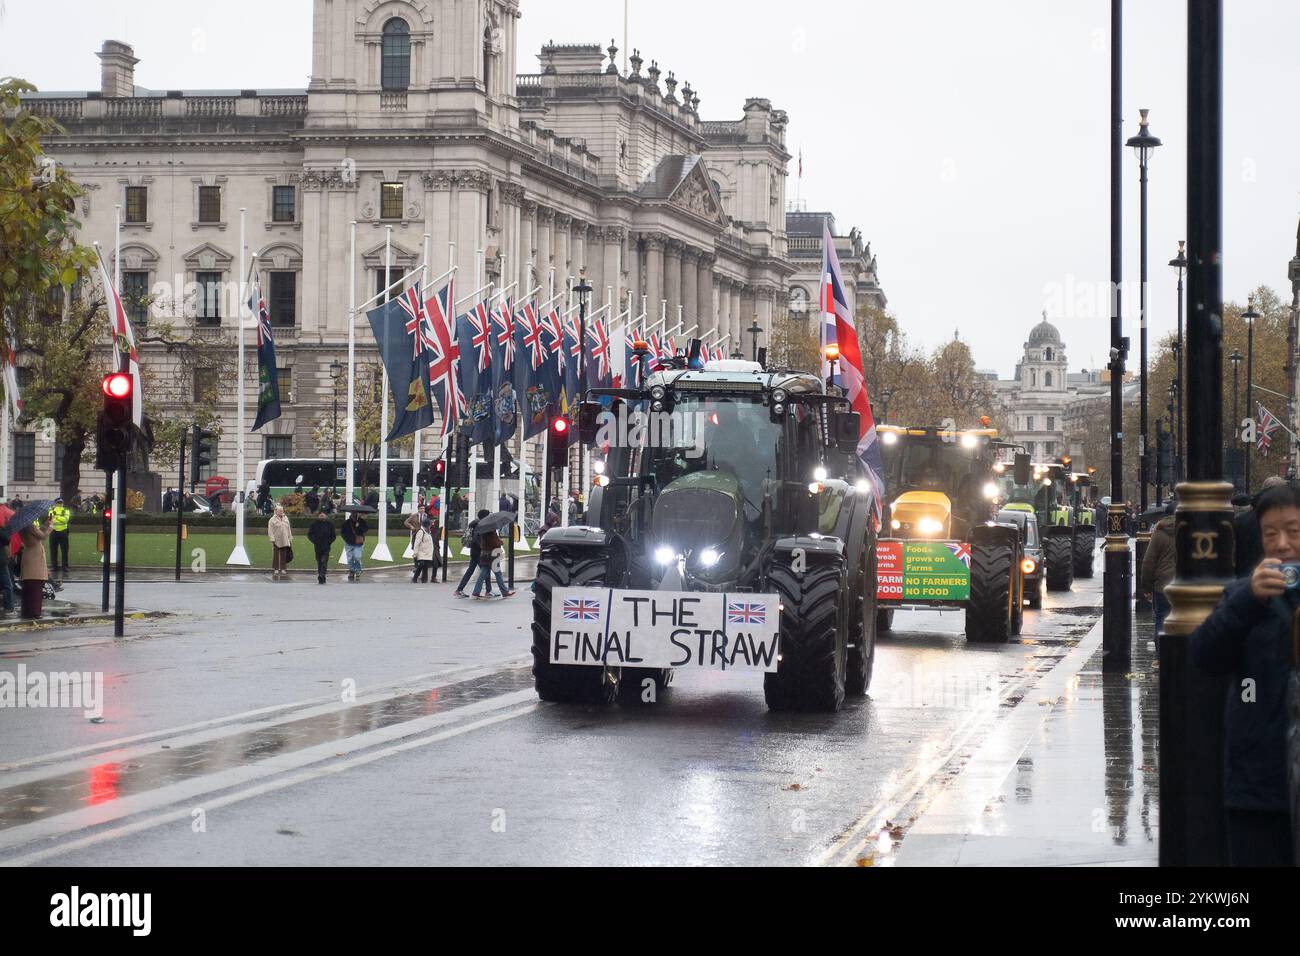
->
(104, 507), (112, 520)
(434, 460), (445, 473)
(102, 372), (132, 399)
(552, 418), (569, 435)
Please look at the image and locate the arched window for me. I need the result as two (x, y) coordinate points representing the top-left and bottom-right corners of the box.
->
(1031, 369), (1037, 387)
(1045, 371), (1053, 388)
(382, 19), (411, 91)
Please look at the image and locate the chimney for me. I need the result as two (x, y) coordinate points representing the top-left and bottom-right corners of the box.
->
(97, 40), (138, 98)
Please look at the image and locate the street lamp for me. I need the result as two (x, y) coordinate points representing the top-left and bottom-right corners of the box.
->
(881, 386), (895, 424)
(1169, 240), (1187, 483)
(823, 342), (840, 394)
(747, 316), (763, 363)
(1242, 294), (1260, 491)
(330, 359), (344, 495)
(1126, 109), (1161, 524)
(1229, 348), (1243, 490)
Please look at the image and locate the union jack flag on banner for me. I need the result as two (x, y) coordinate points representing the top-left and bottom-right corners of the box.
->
(562, 597), (603, 622)
(819, 220), (885, 525)
(422, 279), (463, 440)
(1257, 403), (1283, 455)
(946, 542), (973, 568)
(726, 601), (767, 625)
(96, 247), (143, 426)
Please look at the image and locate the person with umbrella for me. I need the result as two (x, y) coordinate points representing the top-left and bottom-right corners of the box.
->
(471, 510), (516, 599)
(454, 509), (490, 598)
(340, 504), (373, 582)
(9, 500), (55, 619)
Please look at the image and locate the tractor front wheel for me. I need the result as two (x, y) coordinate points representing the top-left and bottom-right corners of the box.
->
(531, 547), (620, 705)
(965, 540), (1014, 644)
(764, 556), (847, 712)
(1045, 534), (1075, 592)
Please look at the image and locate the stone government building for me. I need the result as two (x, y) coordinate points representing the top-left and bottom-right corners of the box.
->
(19, 0), (888, 500)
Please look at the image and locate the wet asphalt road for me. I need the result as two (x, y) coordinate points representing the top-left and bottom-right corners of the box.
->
(0, 554), (1104, 866)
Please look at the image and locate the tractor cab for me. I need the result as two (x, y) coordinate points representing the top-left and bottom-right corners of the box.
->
(878, 425), (1006, 543)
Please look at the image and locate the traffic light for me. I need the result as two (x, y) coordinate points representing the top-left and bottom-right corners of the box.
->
(190, 424), (215, 486)
(95, 372), (133, 472)
(432, 458), (446, 489)
(547, 416), (570, 471)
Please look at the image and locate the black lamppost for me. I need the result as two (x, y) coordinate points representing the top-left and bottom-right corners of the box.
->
(881, 386), (895, 424)
(329, 359), (344, 494)
(1127, 109), (1161, 521)
(1166, 382), (1177, 500)
(747, 316), (763, 362)
(1229, 348), (1243, 490)
(1169, 240), (1187, 481)
(1155, 417), (1165, 506)
(1242, 294), (1259, 491)
(1162, 0), (1230, 867)
(1170, 339), (1183, 482)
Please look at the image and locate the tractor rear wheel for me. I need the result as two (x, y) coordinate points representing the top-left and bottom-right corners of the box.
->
(1045, 534), (1075, 591)
(1072, 527), (1096, 578)
(764, 556), (847, 712)
(531, 547), (620, 705)
(965, 540), (1014, 643)
(846, 542), (877, 696)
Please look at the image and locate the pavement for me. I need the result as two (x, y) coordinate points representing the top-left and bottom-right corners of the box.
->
(0, 543), (1159, 867)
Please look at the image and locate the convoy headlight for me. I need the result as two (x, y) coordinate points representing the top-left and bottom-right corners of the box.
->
(595, 475), (610, 487)
(891, 519), (901, 530)
(983, 482), (999, 499)
(650, 385), (666, 402)
(699, 548), (721, 567)
(993, 462), (1006, 473)
(592, 460), (606, 475)
(856, 479), (871, 495)
(651, 401), (664, 412)
(961, 434), (978, 449)
(1021, 558), (1037, 575)
(918, 517), (944, 535)
(1042, 478), (1053, 487)
(655, 546), (676, 565)
(771, 388), (788, 405)
(772, 403), (785, 416)
(882, 431), (898, 445)
(814, 466), (828, 482)
(808, 482), (823, 494)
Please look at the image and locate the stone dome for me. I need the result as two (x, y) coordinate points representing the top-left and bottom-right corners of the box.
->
(1027, 315), (1062, 347)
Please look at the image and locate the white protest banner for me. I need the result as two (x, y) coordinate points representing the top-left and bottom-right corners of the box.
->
(550, 588), (780, 672)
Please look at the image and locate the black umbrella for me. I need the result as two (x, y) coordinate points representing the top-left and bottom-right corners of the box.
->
(476, 510), (516, 535)
(339, 503), (377, 514)
(6, 500), (55, 536)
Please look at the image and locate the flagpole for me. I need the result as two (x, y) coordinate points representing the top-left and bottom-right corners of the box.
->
(540, 266), (555, 536)
(403, 234), (432, 559)
(339, 222), (357, 566)
(491, 253), (506, 517)
(0, 385), (9, 502)
(372, 226), (394, 563)
(108, 212), (123, 570)
(517, 260), (533, 551)
(227, 209), (251, 566)
(463, 248), (482, 557)
(561, 275), (573, 528)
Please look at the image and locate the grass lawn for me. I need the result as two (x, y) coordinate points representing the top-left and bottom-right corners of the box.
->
(66, 531), (494, 569)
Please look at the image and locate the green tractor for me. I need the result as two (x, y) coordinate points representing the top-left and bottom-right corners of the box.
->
(531, 357), (879, 712)
(876, 425), (1027, 643)
(1007, 459), (1096, 590)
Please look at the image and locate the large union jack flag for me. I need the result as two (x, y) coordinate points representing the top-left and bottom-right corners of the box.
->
(587, 314), (612, 385)
(396, 282), (427, 359)
(466, 302), (493, 374)
(492, 298), (516, 370)
(726, 601), (767, 626)
(947, 542), (972, 568)
(423, 279), (463, 440)
(562, 597), (603, 622)
(519, 301), (547, 372)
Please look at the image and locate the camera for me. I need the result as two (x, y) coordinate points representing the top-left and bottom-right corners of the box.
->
(1281, 563), (1300, 589)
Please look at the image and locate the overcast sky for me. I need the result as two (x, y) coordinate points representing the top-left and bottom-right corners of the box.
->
(3, 0), (1297, 376)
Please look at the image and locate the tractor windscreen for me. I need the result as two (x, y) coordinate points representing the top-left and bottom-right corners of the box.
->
(886, 440), (978, 496)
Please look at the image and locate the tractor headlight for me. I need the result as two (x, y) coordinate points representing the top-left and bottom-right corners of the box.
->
(808, 482), (823, 494)
(1042, 478), (1053, 487)
(983, 482), (999, 499)
(592, 460), (606, 475)
(772, 403), (785, 416)
(882, 431), (898, 445)
(655, 546), (677, 565)
(961, 434), (978, 449)
(651, 400), (664, 412)
(1021, 558), (1037, 575)
(993, 462), (1006, 473)
(814, 466), (828, 482)
(650, 385), (666, 402)
(918, 517), (944, 535)
(856, 479), (871, 495)
(771, 388), (788, 406)
(699, 548), (722, 567)
(891, 519), (901, 530)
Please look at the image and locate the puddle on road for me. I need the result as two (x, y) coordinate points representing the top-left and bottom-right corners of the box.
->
(0, 665), (534, 831)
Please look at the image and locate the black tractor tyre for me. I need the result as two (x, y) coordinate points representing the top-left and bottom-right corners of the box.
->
(531, 548), (620, 705)
(846, 543), (877, 696)
(764, 558), (847, 712)
(1044, 534), (1075, 592)
(876, 608), (895, 632)
(965, 540), (1014, 643)
(1072, 527), (1096, 578)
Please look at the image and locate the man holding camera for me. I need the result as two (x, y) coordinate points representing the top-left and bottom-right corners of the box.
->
(1190, 481), (1299, 866)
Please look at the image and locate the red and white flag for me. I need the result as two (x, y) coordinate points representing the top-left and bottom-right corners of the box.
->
(96, 248), (143, 426)
(1, 337), (22, 420)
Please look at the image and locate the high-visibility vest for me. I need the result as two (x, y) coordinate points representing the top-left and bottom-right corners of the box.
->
(50, 505), (72, 532)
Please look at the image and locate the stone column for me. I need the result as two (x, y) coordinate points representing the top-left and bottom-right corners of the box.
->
(698, 252), (716, 335)
(583, 224), (602, 302)
(717, 278), (732, 346)
(664, 239), (683, 325)
(554, 213), (571, 284)
(627, 234), (641, 303)
(644, 233), (665, 320)
(682, 248), (699, 328)
(573, 220), (588, 278)
(536, 207), (554, 292)
(739, 285), (757, 359)
(451, 169), (489, 295)
(520, 200), (536, 292)
(603, 226), (624, 306)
